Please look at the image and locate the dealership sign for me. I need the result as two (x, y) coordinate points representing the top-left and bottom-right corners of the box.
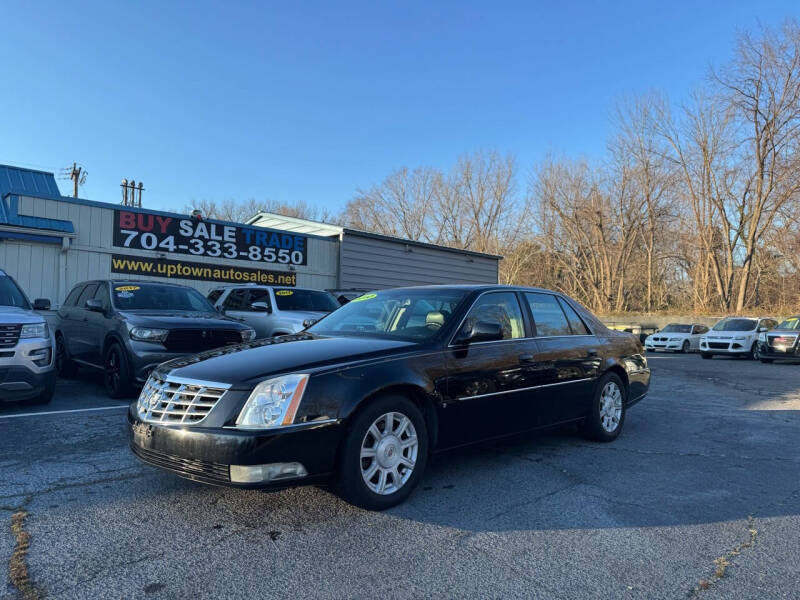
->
(111, 254), (297, 286)
(113, 210), (308, 266)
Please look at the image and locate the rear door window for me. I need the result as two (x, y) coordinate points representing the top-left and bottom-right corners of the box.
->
(63, 285), (84, 307)
(526, 293), (571, 336)
(557, 298), (590, 335)
(207, 289), (224, 304)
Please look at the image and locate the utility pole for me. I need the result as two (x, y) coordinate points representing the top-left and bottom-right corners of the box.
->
(69, 163), (81, 198)
(59, 163), (87, 197)
(121, 178), (144, 207)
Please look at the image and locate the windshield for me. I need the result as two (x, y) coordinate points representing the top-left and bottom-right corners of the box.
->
(111, 284), (215, 312)
(274, 288), (340, 312)
(661, 324), (691, 333)
(777, 317), (800, 330)
(307, 289), (468, 341)
(712, 318), (757, 332)
(0, 273), (30, 309)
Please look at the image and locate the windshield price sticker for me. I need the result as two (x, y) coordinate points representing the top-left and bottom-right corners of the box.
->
(113, 210), (308, 266)
(352, 293), (377, 302)
(275, 290), (293, 296)
(115, 285), (140, 292)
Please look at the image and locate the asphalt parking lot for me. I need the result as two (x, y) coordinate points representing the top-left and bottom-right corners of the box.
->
(1, 354), (799, 600)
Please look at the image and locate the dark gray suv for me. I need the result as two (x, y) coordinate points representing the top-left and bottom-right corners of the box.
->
(55, 280), (255, 398)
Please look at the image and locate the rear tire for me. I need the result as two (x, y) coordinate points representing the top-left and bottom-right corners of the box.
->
(583, 372), (626, 442)
(336, 395), (428, 510)
(103, 343), (133, 399)
(55, 334), (78, 378)
(701, 353), (713, 360)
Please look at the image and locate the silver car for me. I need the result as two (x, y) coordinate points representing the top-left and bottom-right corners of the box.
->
(0, 270), (56, 404)
(207, 285), (341, 338)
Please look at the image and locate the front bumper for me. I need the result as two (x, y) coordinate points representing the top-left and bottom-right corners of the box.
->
(699, 340), (751, 354)
(757, 343), (800, 360)
(127, 407), (343, 489)
(127, 342), (205, 384)
(645, 341), (684, 352)
(0, 335), (56, 401)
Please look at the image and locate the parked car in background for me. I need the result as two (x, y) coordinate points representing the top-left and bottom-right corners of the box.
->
(129, 284), (650, 510)
(326, 288), (370, 305)
(699, 317), (778, 360)
(207, 285), (341, 338)
(607, 324), (659, 344)
(56, 280), (255, 398)
(757, 316), (800, 363)
(644, 323), (709, 353)
(0, 270), (55, 404)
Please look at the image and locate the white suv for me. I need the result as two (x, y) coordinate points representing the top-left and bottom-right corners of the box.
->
(207, 285), (341, 339)
(699, 317), (778, 360)
(0, 270), (56, 404)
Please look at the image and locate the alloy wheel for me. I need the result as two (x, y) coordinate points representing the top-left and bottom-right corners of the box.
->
(599, 381), (623, 433)
(360, 411), (418, 495)
(105, 347), (121, 394)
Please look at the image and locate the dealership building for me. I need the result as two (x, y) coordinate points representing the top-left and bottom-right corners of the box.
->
(0, 164), (501, 306)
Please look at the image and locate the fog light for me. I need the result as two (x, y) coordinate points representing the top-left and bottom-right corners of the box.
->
(230, 462), (308, 483)
(31, 347), (51, 367)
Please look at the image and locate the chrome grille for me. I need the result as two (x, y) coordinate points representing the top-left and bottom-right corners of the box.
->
(0, 324), (21, 348)
(136, 374), (229, 425)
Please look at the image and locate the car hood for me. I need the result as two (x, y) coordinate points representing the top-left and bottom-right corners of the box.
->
(704, 331), (756, 339)
(278, 310), (330, 321)
(649, 332), (690, 339)
(118, 311), (248, 329)
(157, 334), (418, 387)
(0, 305), (44, 325)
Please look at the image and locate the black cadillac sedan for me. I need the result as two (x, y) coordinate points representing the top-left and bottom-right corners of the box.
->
(129, 285), (650, 510)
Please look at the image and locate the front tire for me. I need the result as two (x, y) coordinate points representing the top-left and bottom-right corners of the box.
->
(750, 342), (759, 360)
(583, 372), (626, 442)
(681, 340), (690, 353)
(104, 343), (133, 399)
(55, 334), (78, 378)
(336, 395), (428, 510)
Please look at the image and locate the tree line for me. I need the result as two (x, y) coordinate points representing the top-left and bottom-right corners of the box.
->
(190, 22), (800, 315)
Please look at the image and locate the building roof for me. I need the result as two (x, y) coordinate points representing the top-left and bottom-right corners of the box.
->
(247, 211), (503, 261)
(0, 164), (63, 201)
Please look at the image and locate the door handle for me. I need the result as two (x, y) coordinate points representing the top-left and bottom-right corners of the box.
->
(518, 353), (535, 363)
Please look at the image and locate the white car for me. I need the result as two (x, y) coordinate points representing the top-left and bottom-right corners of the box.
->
(699, 317), (779, 360)
(644, 323), (709, 353)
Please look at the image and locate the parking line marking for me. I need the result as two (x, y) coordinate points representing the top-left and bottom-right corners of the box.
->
(0, 405), (129, 420)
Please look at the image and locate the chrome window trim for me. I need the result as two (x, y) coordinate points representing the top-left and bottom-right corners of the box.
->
(448, 289), (598, 348)
(456, 377), (594, 401)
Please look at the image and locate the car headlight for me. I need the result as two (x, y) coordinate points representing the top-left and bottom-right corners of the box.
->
(236, 374), (309, 429)
(240, 328), (256, 342)
(733, 336), (746, 341)
(20, 322), (49, 339)
(129, 327), (168, 342)
(669, 337), (681, 341)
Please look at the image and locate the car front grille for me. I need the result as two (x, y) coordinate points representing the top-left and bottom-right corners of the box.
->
(708, 342), (729, 349)
(163, 329), (243, 353)
(131, 444), (231, 483)
(768, 334), (798, 349)
(0, 325), (21, 348)
(136, 374), (229, 425)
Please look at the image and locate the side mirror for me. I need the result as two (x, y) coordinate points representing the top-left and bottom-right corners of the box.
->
(33, 298), (51, 310)
(457, 320), (504, 344)
(85, 298), (104, 312)
(251, 301), (272, 314)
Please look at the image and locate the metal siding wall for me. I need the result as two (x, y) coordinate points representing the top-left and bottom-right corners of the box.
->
(11, 196), (339, 305)
(340, 234), (499, 289)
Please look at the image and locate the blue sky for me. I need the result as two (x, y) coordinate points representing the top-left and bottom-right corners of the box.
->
(1, 1), (797, 214)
